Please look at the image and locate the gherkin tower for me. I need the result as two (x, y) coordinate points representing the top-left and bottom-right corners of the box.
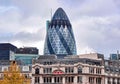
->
(44, 8), (77, 58)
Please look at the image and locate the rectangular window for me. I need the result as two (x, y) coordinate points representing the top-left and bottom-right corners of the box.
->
(54, 77), (62, 83)
(65, 67), (74, 73)
(65, 76), (74, 83)
(117, 78), (120, 84)
(35, 77), (39, 83)
(113, 78), (116, 84)
(89, 67), (94, 74)
(96, 78), (101, 84)
(89, 77), (94, 84)
(78, 67), (82, 74)
(43, 77), (52, 83)
(107, 78), (111, 84)
(96, 68), (101, 74)
(43, 68), (52, 73)
(77, 76), (82, 83)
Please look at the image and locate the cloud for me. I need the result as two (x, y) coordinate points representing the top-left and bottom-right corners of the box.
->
(12, 29), (45, 42)
(10, 0), (61, 17)
(0, 0), (120, 57)
(73, 15), (120, 57)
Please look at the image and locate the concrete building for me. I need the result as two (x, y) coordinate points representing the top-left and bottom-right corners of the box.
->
(32, 53), (105, 84)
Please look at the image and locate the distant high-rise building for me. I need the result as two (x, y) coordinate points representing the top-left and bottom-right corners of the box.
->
(0, 43), (17, 60)
(44, 8), (77, 58)
(110, 54), (120, 60)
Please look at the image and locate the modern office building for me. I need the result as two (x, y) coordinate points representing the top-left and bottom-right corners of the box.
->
(15, 47), (39, 65)
(110, 54), (120, 60)
(44, 8), (77, 58)
(0, 43), (17, 60)
(32, 53), (105, 84)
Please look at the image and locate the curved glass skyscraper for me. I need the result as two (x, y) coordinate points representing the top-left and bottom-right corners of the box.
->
(44, 8), (77, 57)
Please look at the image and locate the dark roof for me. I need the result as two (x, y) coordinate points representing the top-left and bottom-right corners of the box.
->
(0, 43), (17, 51)
(33, 56), (103, 66)
(0, 60), (24, 65)
(16, 47), (38, 54)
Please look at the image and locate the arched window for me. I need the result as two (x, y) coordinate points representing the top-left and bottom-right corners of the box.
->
(35, 68), (39, 74)
(78, 67), (82, 74)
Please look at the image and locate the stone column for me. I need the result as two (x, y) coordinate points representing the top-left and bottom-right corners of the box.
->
(40, 76), (43, 83)
(94, 68), (96, 74)
(32, 77), (34, 84)
(74, 76), (77, 83)
(74, 67), (77, 73)
(52, 77), (54, 83)
(63, 77), (65, 84)
(94, 77), (96, 84)
(111, 78), (112, 84)
(115, 78), (117, 84)
(83, 75), (89, 84)
(105, 77), (108, 84)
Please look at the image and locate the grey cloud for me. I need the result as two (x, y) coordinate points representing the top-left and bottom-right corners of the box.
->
(65, 0), (120, 22)
(0, 29), (45, 43)
(12, 29), (45, 42)
(73, 15), (120, 57)
(10, 0), (60, 17)
(0, 0), (120, 58)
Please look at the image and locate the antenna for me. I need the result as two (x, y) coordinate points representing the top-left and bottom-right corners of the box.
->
(117, 50), (119, 60)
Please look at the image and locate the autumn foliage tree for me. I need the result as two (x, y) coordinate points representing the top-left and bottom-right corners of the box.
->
(0, 61), (30, 84)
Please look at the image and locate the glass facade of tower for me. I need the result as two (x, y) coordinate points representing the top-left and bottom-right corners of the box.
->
(44, 8), (77, 57)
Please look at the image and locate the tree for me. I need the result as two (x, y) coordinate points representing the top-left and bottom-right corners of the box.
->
(0, 61), (31, 84)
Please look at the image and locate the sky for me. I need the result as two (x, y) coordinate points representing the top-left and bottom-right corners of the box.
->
(0, 0), (120, 58)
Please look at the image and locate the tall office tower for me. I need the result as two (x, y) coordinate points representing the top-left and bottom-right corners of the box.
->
(44, 8), (77, 58)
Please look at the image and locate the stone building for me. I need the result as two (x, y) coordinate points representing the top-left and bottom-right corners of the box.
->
(104, 60), (120, 84)
(32, 53), (105, 84)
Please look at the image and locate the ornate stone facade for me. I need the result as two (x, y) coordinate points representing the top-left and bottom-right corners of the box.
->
(32, 53), (105, 84)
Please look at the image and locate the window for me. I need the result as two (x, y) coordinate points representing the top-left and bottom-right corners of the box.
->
(65, 76), (74, 83)
(96, 78), (101, 84)
(113, 78), (116, 84)
(35, 77), (39, 83)
(35, 68), (39, 74)
(89, 77), (94, 84)
(54, 77), (62, 83)
(117, 78), (120, 84)
(107, 77), (111, 84)
(43, 77), (52, 83)
(44, 61), (52, 65)
(89, 67), (94, 74)
(65, 67), (74, 73)
(43, 68), (52, 73)
(77, 76), (82, 83)
(78, 67), (82, 74)
(96, 68), (101, 74)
